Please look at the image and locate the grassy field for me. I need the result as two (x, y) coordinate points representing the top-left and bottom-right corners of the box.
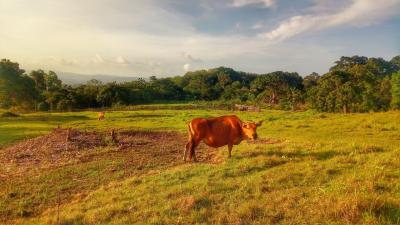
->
(0, 109), (399, 224)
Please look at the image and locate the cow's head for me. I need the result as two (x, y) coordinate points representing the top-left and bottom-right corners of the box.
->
(241, 120), (263, 141)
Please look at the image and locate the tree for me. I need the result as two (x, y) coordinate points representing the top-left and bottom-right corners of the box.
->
(150, 78), (184, 100)
(0, 59), (36, 109)
(1, 57), (398, 112)
(183, 70), (219, 100)
(303, 72), (320, 108)
(30, 70), (46, 91)
(179, 67), (255, 101)
(309, 56), (398, 112)
(56, 85), (77, 111)
(29, 70), (47, 111)
(378, 77), (392, 111)
(390, 55), (400, 71)
(310, 71), (356, 113)
(83, 79), (103, 108)
(44, 71), (62, 91)
(251, 71), (303, 107)
(330, 56), (368, 72)
(97, 82), (130, 107)
(0, 59), (24, 107)
(303, 72), (320, 90)
(42, 71), (62, 111)
(391, 71), (400, 109)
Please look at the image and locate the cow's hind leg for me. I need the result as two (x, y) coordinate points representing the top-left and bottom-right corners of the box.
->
(228, 144), (233, 158)
(184, 136), (200, 162)
(190, 140), (199, 162)
(184, 123), (195, 162)
(184, 135), (201, 162)
(184, 138), (200, 162)
(184, 138), (193, 162)
(184, 121), (201, 162)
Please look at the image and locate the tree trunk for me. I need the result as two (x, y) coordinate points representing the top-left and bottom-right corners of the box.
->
(269, 92), (277, 105)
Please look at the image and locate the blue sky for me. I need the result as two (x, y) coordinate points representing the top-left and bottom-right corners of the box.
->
(0, 0), (399, 76)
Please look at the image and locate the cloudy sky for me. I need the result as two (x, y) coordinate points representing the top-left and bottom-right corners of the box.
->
(0, 0), (399, 77)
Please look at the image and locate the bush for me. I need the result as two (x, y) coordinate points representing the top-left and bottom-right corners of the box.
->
(37, 102), (49, 111)
(391, 71), (400, 109)
(56, 101), (70, 111)
(0, 111), (20, 117)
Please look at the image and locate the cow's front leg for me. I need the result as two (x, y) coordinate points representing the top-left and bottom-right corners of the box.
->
(192, 150), (198, 162)
(228, 144), (233, 158)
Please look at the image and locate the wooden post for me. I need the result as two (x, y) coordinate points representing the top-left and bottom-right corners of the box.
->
(66, 128), (72, 142)
(111, 129), (118, 144)
(54, 124), (61, 132)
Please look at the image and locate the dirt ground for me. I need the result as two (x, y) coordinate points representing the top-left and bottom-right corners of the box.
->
(0, 128), (219, 179)
(0, 128), (223, 221)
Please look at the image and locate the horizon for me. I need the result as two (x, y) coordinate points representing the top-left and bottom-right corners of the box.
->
(1, 0), (399, 77)
(45, 54), (400, 79)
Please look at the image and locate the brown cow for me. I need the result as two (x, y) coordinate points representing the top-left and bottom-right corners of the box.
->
(184, 115), (263, 162)
(98, 111), (105, 120)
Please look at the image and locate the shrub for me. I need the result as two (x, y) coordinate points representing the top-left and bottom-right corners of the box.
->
(391, 71), (400, 109)
(0, 111), (20, 117)
(37, 102), (49, 111)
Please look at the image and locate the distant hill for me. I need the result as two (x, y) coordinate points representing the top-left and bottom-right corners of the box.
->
(57, 72), (141, 85)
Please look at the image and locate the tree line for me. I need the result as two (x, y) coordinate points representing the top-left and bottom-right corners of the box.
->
(1, 55), (400, 113)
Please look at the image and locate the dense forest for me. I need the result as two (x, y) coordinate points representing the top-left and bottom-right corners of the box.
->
(1, 55), (400, 113)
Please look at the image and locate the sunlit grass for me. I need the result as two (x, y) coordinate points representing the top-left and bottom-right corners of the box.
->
(1, 109), (399, 224)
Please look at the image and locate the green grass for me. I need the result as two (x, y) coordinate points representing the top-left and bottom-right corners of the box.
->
(1, 109), (399, 224)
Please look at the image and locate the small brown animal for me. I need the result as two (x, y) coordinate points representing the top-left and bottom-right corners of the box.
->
(234, 104), (260, 112)
(184, 115), (263, 162)
(98, 111), (105, 120)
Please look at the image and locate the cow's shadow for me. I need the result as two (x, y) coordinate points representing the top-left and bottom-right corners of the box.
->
(238, 149), (343, 161)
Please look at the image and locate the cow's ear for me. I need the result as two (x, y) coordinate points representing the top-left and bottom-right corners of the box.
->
(256, 120), (263, 127)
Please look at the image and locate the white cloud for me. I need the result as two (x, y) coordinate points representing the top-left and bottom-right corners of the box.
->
(231, 0), (275, 8)
(261, 0), (400, 41)
(251, 22), (264, 30)
(59, 58), (78, 66)
(261, 15), (320, 41)
(182, 52), (202, 63)
(91, 54), (105, 64)
(49, 57), (78, 66)
(0, 0), (197, 75)
(115, 56), (130, 65)
(183, 63), (191, 72)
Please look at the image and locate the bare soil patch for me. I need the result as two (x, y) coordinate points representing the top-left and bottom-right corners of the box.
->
(0, 128), (219, 222)
(0, 128), (218, 179)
